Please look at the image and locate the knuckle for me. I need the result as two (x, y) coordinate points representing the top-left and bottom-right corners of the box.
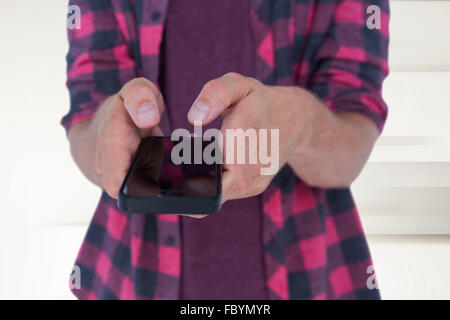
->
(203, 80), (228, 105)
(246, 77), (262, 89)
(203, 79), (218, 92)
(224, 72), (241, 81)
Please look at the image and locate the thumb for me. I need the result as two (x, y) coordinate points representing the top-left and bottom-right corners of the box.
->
(187, 72), (255, 125)
(119, 78), (165, 129)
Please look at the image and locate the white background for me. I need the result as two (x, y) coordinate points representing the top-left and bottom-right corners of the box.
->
(0, 1), (449, 299)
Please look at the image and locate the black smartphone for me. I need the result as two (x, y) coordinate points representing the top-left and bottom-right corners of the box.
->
(118, 136), (222, 214)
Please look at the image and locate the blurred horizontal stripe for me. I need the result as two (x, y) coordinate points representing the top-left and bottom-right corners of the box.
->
(356, 163), (450, 187)
(355, 0), (450, 234)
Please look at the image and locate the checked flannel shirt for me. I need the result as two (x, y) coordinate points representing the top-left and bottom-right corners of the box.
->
(62, 0), (389, 300)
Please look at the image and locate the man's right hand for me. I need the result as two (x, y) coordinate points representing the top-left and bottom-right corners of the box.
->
(68, 77), (164, 199)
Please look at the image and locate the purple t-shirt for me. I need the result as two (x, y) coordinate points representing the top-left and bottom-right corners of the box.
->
(159, 0), (267, 299)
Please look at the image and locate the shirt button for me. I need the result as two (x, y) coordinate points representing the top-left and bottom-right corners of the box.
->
(151, 11), (161, 21)
(165, 235), (175, 246)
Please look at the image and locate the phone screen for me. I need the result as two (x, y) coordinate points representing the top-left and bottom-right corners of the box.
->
(122, 136), (221, 199)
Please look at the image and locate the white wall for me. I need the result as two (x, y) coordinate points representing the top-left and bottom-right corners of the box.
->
(0, 1), (449, 299)
(354, 0), (450, 234)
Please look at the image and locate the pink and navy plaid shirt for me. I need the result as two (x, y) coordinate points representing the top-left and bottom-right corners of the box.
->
(63, 0), (389, 300)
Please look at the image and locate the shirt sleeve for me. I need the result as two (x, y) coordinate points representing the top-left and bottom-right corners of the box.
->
(61, 0), (136, 134)
(308, 0), (390, 132)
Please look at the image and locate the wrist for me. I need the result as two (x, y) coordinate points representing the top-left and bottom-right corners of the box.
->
(286, 87), (317, 161)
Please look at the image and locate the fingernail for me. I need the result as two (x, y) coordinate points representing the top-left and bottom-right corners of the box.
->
(188, 102), (210, 122)
(137, 103), (158, 126)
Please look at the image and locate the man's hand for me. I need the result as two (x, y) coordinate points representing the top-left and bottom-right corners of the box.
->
(68, 73), (378, 217)
(187, 72), (307, 203)
(186, 72), (379, 204)
(68, 77), (164, 199)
